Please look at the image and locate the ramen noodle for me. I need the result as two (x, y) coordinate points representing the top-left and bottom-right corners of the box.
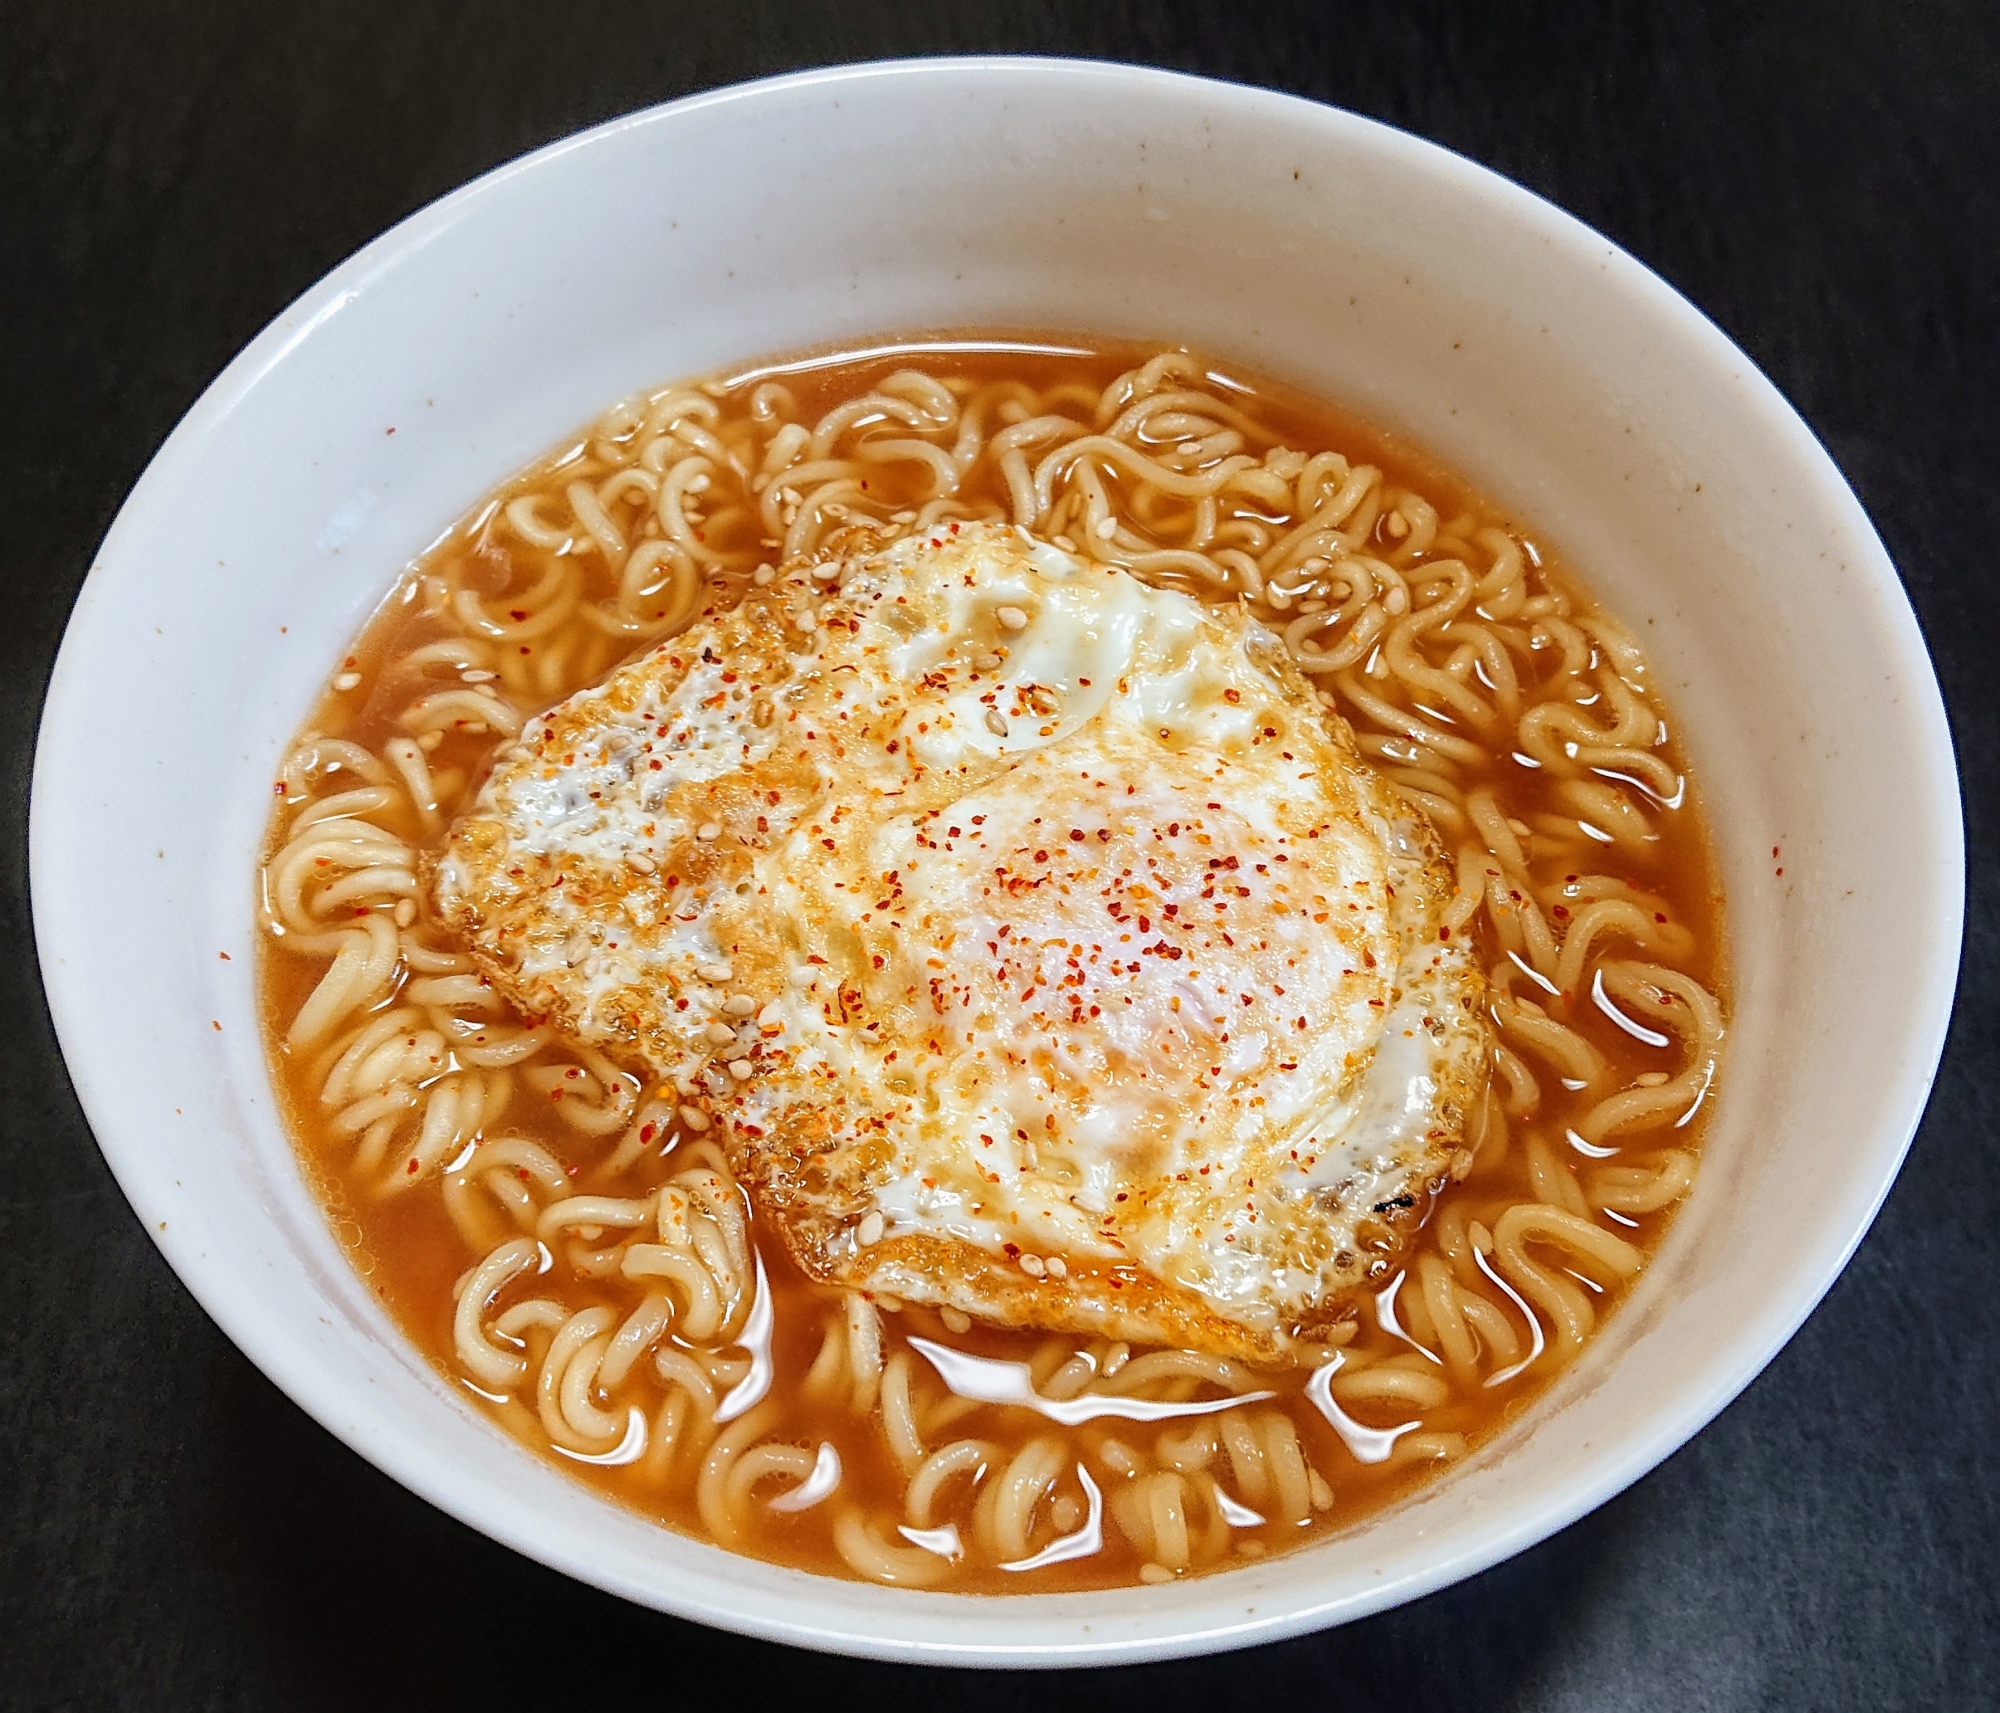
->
(260, 339), (1724, 1590)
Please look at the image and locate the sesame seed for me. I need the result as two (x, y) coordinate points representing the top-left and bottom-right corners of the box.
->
(722, 994), (757, 1016)
(726, 1058), (754, 1080)
(564, 932), (590, 966)
(974, 651), (1005, 670)
(1020, 1254), (1046, 1277)
(332, 672), (362, 691)
(677, 1105), (709, 1132)
(1045, 1255), (1069, 1279)
(695, 822), (721, 841)
(695, 960), (734, 982)
(985, 710), (1009, 737)
(1635, 1070), (1670, 1087)
(941, 1308), (972, 1334)
(1099, 1439), (1137, 1473)
(704, 1023), (736, 1046)
(810, 560), (841, 581)
(1093, 516), (1117, 540)
(461, 668), (496, 682)
(625, 851), (656, 874)
(752, 564), (776, 586)
(857, 1210), (885, 1246)
(996, 606), (1029, 631)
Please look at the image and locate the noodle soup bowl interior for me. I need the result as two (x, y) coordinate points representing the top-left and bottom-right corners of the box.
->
(33, 59), (1960, 1663)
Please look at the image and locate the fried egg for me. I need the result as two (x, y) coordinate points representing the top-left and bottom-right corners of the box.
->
(434, 521), (1486, 1362)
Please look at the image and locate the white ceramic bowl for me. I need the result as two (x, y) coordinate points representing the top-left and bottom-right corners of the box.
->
(32, 59), (1962, 1665)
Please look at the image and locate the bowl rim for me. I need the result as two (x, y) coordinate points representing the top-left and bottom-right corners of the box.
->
(30, 54), (1966, 1666)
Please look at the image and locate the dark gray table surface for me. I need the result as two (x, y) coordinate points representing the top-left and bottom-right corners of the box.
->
(4, 3), (1995, 1708)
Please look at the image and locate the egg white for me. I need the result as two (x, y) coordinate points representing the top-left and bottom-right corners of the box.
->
(436, 522), (1485, 1361)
